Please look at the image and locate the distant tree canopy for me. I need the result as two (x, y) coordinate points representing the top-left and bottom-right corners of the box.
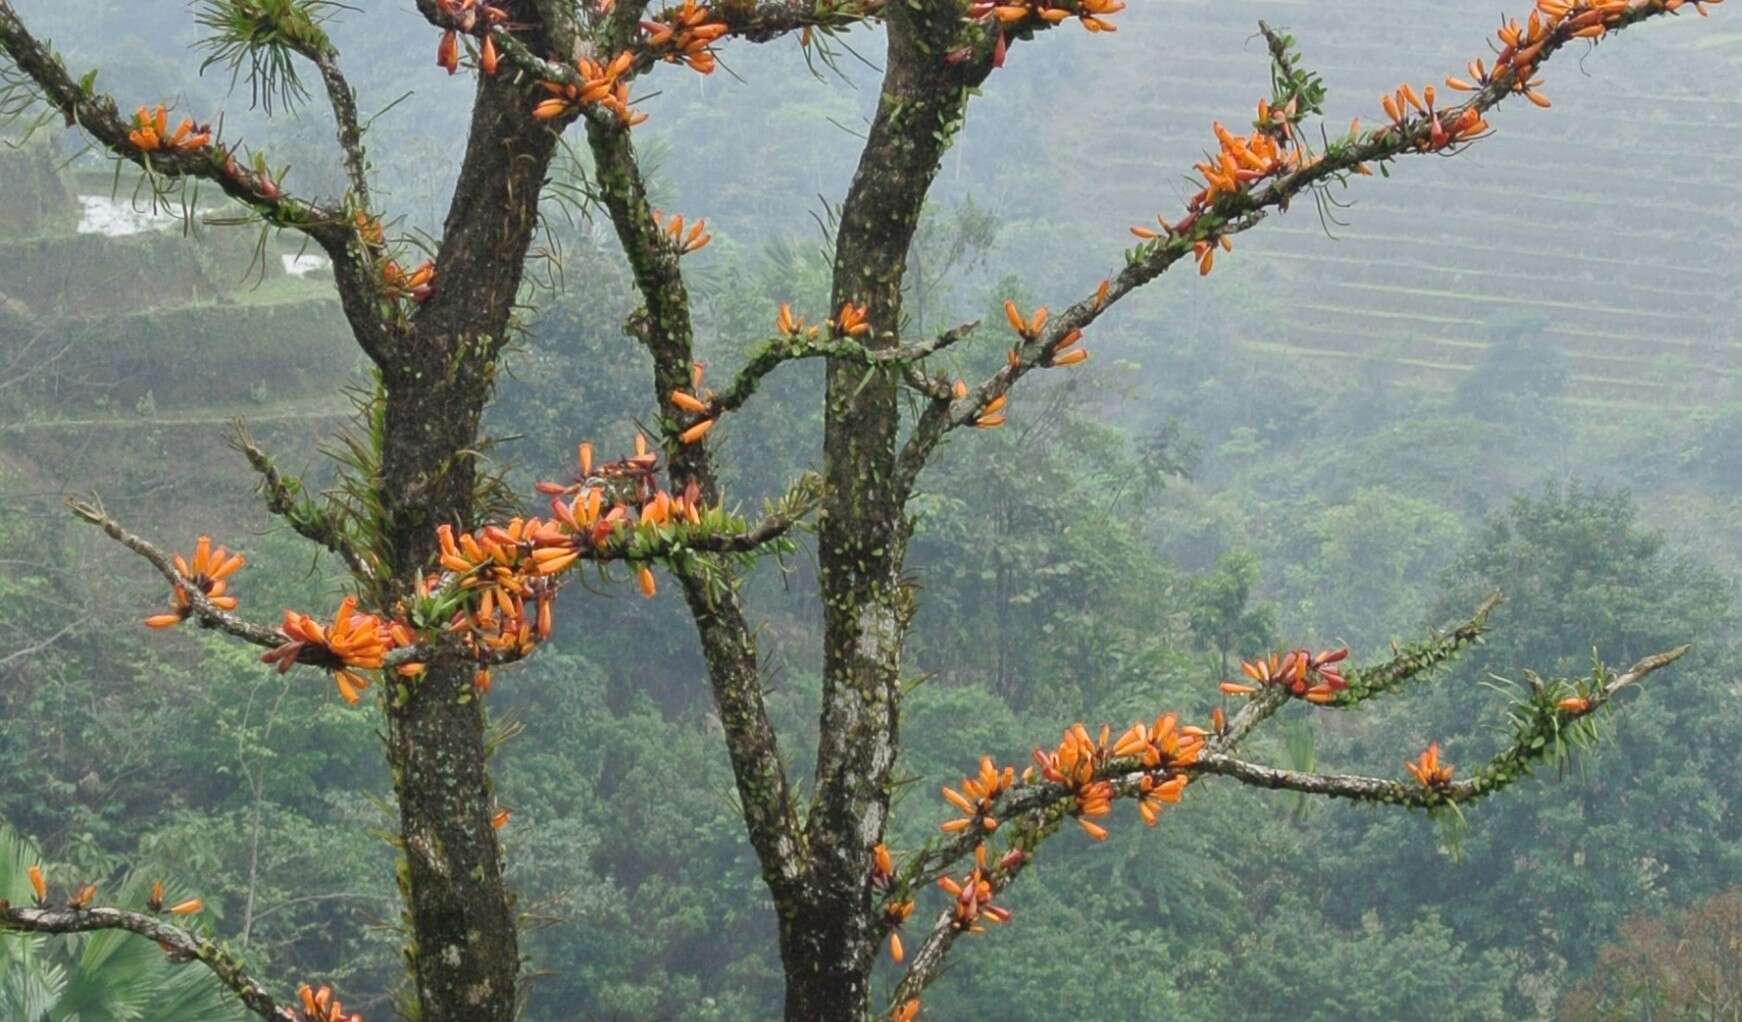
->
(0, 1), (1728, 1021)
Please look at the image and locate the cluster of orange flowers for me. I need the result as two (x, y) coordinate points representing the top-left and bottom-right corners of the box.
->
(1377, 82), (1491, 152)
(894, 1000), (921, 1022)
(650, 211), (712, 256)
(972, 393), (1006, 429)
(142, 432), (725, 704)
(769, 301), (876, 341)
(939, 843), (1018, 933)
(353, 212), (386, 251)
(262, 597), (394, 705)
(939, 756), (1016, 835)
(773, 302), (823, 340)
(433, 0), (507, 76)
(145, 880), (203, 916)
(436, 519), (564, 693)
(832, 302), (871, 337)
(144, 536), (245, 629)
(127, 105), (211, 154)
(297, 983), (362, 1022)
(868, 843), (916, 963)
(967, 0), (1124, 32)
(1218, 647), (1349, 704)
(1129, 114), (1303, 276)
(533, 52), (645, 127)
(640, 0), (729, 74)
(1111, 713), (1199, 825)
(1029, 724), (1119, 840)
(1002, 299), (1088, 369)
(1017, 712), (1210, 839)
(1405, 742), (1455, 789)
(381, 258), (437, 304)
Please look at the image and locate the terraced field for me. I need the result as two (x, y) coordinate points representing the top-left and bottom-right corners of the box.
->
(984, 0), (1742, 406)
(0, 144), (353, 532)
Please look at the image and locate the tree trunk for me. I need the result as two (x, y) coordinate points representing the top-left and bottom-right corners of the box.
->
(376, 373), (519, 1021)
(386, 659), (519, 1021)
(369, 45), (559, 1017)
(799, 8), (990, 1018)
(779, 895), (878, 1021)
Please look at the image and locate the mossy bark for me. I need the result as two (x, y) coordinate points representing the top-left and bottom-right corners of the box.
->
(373, 47), (560, 1022)
(788, 8), (986, 1018)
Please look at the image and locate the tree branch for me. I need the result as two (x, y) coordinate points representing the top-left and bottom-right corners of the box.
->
(583, 114), (810, 891)
(304, 44), (371, 209)
(66, 497), (289, 651)
(1195, 643), (1690, 806)
(713, 320), (978, 415)
(0, 0), (399, 366)
(0, 904), (298, 1022)
(896, 1), (1694, 487)
(881, 595), (1640, 1011)
(231, 424), (376, 581)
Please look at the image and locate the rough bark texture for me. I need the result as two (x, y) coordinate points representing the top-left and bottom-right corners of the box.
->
(791, 7), (988, 1016)
(375, 39), (559, 1021)
(586, 117), (810, 900)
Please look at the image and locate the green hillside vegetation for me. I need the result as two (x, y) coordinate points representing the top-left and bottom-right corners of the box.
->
(2, 0), (1741, 1019)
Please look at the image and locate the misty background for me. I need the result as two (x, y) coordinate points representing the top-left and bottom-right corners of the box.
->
(3, 0), (1741, 1018)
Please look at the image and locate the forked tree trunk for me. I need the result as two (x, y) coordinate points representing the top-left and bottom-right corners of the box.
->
(792, 5), (991, 1018)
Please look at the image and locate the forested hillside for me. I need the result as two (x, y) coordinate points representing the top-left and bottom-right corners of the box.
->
(2, 0), (1739, 1019)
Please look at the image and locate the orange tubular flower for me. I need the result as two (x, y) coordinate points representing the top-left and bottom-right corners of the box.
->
(437, 29), (460, 73)
(870, 842), (896, 886)
(1002, 299), (1047, 342)
(1235, 646), (1350, 702)
(1557, 696), (1591, 714)
(894, 1000), (921, 1022)
(940, 844), (1011, 934)
(28, 864), (45, 904)
(491, 808), (512, 830)
(128, 105), (206, 153)
(679, 418), (716, 444)
(938, 756), (1015, 834)
(168, 897), (203, 915)
(298, 982), (364, 1022)
(262, 597), (390, 706)
(147, 536), (245, 628)
(1405, 741), (1455, 789)
(833, 302), (871, 337)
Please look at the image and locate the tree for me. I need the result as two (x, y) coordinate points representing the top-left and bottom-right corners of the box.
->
(1187, 549), (1277, 680)
(0, 2), (1718, 1020)
(1561, 888), (1742, 1021)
